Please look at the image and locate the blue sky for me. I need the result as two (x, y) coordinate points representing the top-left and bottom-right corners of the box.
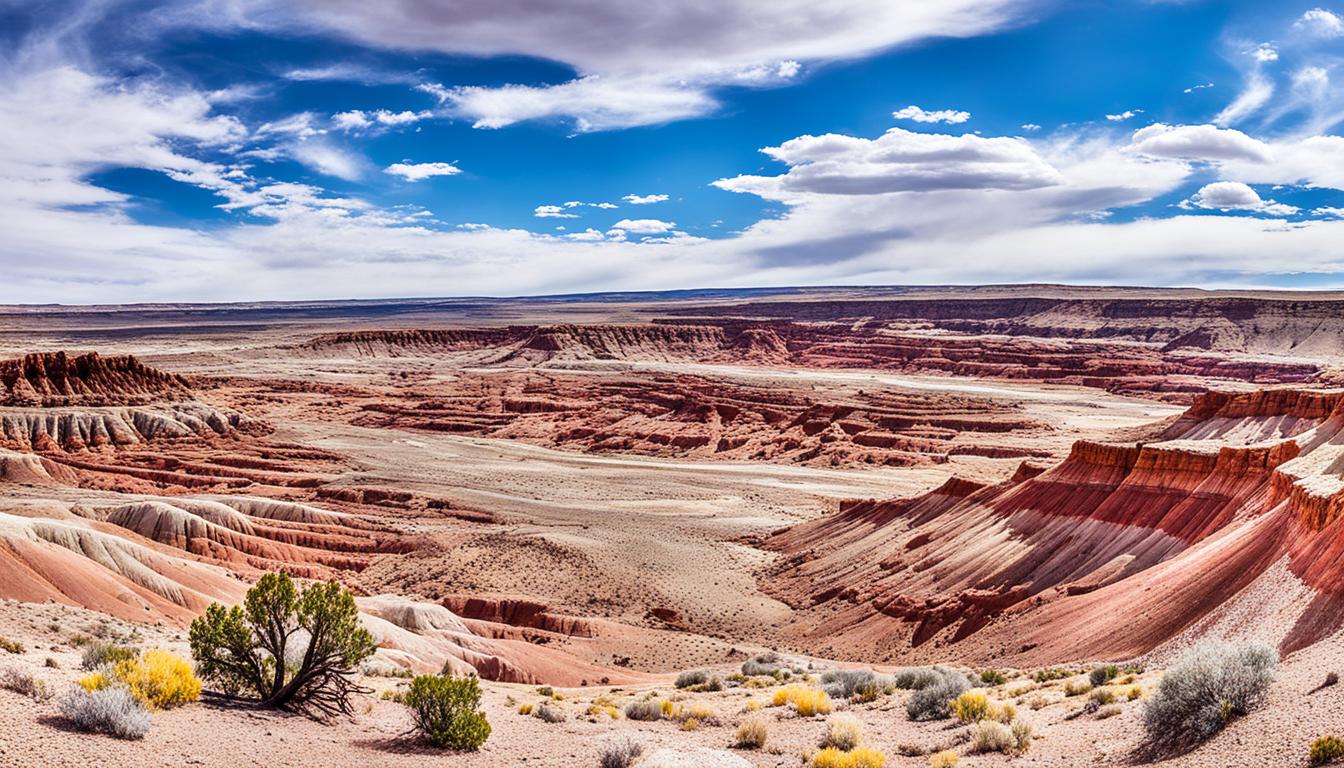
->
(2, 0), (1344, 302)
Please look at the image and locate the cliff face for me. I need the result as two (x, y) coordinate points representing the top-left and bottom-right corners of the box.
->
(765, 387), (1344, 664)
(0, 352), (191, 406)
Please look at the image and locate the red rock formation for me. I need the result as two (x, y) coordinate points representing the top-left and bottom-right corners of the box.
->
(1, 352), (191, 406)
(765, 387), (1344, 663)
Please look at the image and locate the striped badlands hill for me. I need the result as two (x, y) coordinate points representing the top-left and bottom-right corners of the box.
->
(765, 387), (1344, 665)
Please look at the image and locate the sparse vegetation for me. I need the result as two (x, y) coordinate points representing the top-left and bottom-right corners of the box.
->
(951, 690), (989, 723)
(599, 733), (644, 768)
(771, 683), (832, 716)
(1096, 704), (1122, 719)
(624, 698), (663, 721)
(403, 674), (492, 750)
(675, 669), (709, 688)
(0, 665), (51, 702)
(928, 750), (959, 768)
(1011, 720), (1033, 753)
(821, 668), (892, 701)
(979, 669), (1008, 686)
(1089, 664), (1121, 687)
(1141, 642), (1277, 751)
(1033, 667), (1072, 682)
(99, 650), (200, 710)
(58, 686), (151, 740)
(906, 667), (971, 721)
(536, 701), (567, 723)
(1311, 735), (1344, 765)
(823, 713), (864, 751)
(735, 713), (769, 748)
(189, 572), (376, 719)
(1063, 678), (1093, 697)
(0, 636), (24, 655)
(812, 746), (886, 768)
(1089, 687), (1116, 707)
(971, 720), (1015, 753)
(80, 642), (137, 672)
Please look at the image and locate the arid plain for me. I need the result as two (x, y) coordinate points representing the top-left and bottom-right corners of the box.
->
(3, 286), (1344, 767)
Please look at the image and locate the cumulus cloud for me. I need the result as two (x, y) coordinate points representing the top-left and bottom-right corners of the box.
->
(1183, 181), (1298, 216)
(1128, 123), (1273, 162)
(1297, 8), (1344, 36)
(1105, 109), (1142, 121)
(230, 0), (1027, 130)
(892, 105), (971, 124)
(534, 205), (578, 219)
(1021, 123), (1041, 131)
(623, 193), (669, 204)
(611, 218), (676, 234)
(714, 127), (1063, 200)
(332, 109), (431, 133)
(383, 161), (461, 181)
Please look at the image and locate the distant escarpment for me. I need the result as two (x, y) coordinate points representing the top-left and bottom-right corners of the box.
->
(764, 387), (1344, 665)
(1, 352), (190, 406)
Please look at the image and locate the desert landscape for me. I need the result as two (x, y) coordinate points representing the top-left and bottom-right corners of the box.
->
(2, 286), (1344, 767)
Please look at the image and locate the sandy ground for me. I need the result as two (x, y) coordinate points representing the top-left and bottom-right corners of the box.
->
(2, 598), (1341, 767)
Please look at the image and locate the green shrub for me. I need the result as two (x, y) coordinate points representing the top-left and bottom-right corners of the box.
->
(979, 669), (1008, 686)
(1033, 667), (1071, 682)
(189, 572), (376, 719)
(403, 675), (491, 750)
(1089, 664), (1120, 687)
(1311, 735), (1344, 765)
(1141, 642), (1276, 751)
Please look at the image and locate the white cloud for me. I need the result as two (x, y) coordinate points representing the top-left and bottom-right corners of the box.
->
(623, 193), (669, 204)
(384, 161), (462, 181)
(1105, 109), (1142, 121)
(1183, 181), (1298, 216)
(1021, 123), (1041, 132)
(1314, 206), (1344, 218)
(892, 105), (971, 124)
(1184, 82), (1215, 93)
(1214, 45), (1278, 126)
(1128, 123), (1273, 163)
(332, 109), (431, 133)
(286, 141), (365, 180)
(714, 127), (1062, 200)
(256, 112), (323, 139)
(611, 218), (676, 234)
(534, 205), (578, 218)
(1298, 8), (1344, 36)
(234, 1), (1027, 130)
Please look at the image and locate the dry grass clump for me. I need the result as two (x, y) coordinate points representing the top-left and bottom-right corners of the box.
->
(0, 665), (52, 702)
(1141, 642), (1276, 751)
(735, 713), (770, 749)
(822, 713), (864, 751)
(951, 690), (989, 723)
(811, 745), (886, 768)
(906, 668), (971, 721)
(927, 750), (959, 768)
(1063, 678), (1093, 697)
(972, 719), (1032, 755)
(1090, 687), (1117, 706)
(0, 636), (25, 655)
(1311, 735), (1344, 765)
(58, 686), (151, 740)
(1096, 704), (1122, 719)
(599, 733), (644, 768)
(772, 684), (832, 716)
(1033, 667), (1072, 682)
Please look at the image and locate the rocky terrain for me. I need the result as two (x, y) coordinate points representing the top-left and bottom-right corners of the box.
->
(2, 286), (1344, 766)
